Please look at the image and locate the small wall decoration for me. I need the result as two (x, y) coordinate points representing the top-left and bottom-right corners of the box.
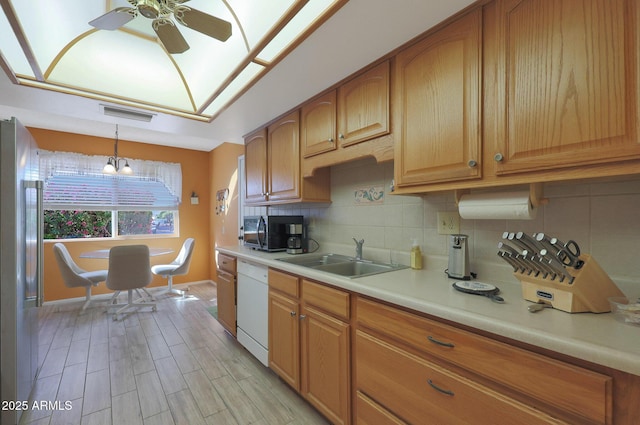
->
(215, 188), (229, 215)
(354, 185), (384, 204)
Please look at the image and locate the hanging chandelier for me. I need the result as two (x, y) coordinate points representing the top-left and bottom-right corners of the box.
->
(103, 124), (133, 175)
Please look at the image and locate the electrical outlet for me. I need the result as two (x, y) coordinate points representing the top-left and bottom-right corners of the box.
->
(437, 212), (460, 234)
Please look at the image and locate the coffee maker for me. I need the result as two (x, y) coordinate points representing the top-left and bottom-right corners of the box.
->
(286, 223), (307, 254)
(447, 234), (471, 280)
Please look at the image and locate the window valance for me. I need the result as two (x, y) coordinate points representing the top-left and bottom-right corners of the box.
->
(38, 150), (182, 211)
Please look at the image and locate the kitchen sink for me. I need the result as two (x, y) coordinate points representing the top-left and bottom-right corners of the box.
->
(275, 253), (354, 267)
(276, 253), (407, 278)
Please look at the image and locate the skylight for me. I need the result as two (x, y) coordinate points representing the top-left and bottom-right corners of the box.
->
(0, 0), (346, 121)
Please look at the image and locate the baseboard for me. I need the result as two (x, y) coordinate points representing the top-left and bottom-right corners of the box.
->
(43, 280), (215, 306)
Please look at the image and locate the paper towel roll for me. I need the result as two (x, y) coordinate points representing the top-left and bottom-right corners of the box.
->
(458, 191), (536, 220)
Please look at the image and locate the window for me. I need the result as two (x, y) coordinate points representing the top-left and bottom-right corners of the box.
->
(39, 150), (181, 240)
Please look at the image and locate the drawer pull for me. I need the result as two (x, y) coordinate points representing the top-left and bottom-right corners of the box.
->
(427, 379), (455, 397)
(290, 311), (296, 317)
(427, 335), (455, 348)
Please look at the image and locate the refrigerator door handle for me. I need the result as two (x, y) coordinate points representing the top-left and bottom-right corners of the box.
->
(23, 180), (44, 308)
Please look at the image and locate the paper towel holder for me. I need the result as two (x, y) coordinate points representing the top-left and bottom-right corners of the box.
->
(454, 183), (549, 207)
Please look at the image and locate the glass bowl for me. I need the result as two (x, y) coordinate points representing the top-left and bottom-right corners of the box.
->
(608, 297), (640, 327)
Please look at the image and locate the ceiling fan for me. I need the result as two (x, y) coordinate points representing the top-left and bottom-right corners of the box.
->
(89, 0), (232, 54)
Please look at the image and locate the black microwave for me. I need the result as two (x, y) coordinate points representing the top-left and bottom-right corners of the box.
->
(243, 215), (303, 252)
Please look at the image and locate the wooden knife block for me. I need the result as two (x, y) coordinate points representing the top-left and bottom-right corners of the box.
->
(516, 254), (625, 313)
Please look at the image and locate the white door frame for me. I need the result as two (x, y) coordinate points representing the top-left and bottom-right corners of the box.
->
(237, 155), (245, 245)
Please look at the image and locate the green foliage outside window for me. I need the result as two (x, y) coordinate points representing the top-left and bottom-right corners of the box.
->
(44, 210), (112, 239)
(118, 211), (153, 235)
(44, 210), (174, 239)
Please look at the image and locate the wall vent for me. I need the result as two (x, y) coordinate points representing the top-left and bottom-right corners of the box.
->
(100, 104), (155, 122)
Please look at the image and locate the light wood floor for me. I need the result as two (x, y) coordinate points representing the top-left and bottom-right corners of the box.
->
(22, 283), (329, 425)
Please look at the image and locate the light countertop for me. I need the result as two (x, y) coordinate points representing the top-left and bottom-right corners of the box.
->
(217, 245), (640, 377)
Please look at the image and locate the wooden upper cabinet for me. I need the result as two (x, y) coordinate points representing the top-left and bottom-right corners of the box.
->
(394, 9), (482, 187)
(490, 0), (640, 174)
(245, 110), (330, 206)
(267, 111), (301, 202)
(301, 60), (392, 175)
(244, 128), (268, 203)
(337, 60), (390, 147)
(301, 91), (337, 158)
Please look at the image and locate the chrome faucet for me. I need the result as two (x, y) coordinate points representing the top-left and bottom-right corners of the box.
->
(353, 238), (364, 260)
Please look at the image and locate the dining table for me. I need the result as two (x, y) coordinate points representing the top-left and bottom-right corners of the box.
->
(80, 247), (174, 259)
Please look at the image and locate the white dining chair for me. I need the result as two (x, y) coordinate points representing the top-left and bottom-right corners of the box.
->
(52, 243), (108, 313)
(151, 238), (195, 297)
(106, 245), (156, 320)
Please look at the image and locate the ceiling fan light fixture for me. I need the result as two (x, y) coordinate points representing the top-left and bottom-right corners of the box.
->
(137, 0), (161, 19)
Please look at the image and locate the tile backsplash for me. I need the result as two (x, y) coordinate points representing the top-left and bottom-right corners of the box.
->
(259, 157), (640, 292)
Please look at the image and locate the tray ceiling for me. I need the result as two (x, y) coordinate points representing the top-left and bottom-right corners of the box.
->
(0, 0), (345, 121)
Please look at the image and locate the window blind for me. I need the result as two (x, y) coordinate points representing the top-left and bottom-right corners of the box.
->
(43, 173), (179, 211)
(39, 150), (182, 211)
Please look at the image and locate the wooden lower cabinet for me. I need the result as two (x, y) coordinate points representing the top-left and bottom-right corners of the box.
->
(301, 304), (350, 425)
(267, 269), (637, 424)
(216, 253), (237, 336)
(356, 298), (611, 424)
(355, 330), (564, 425)
(216, 270), (236, 336)
(353, 296), (623, 425)
(268, 270), (351, 425)
(356, 391), (406, 425)
(268, 290), (300, 390)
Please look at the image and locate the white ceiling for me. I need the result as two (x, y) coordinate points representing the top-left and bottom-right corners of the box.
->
(0, 0), (475, 152)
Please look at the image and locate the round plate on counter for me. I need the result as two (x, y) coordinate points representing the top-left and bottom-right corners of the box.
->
(452, 280), (505, 303)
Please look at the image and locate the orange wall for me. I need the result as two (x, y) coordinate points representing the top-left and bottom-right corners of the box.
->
(209, 142), (245, 272)
(30, 127), (214, 301)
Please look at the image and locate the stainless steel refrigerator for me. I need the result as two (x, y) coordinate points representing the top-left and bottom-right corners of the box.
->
(1, 117), (43, 425)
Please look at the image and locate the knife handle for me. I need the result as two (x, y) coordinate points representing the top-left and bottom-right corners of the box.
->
(535, 233), (561, 256)
(516, 232), (544, 254)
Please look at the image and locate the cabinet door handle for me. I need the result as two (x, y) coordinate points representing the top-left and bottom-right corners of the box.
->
(468, 159), (477, 167)
(299, 314), (307, 320)
(494, 152), (504, 162)
(427, 335), (455, 348)
(339, 133), (345, 139)
(328, 137), (334, 143)
(427, 379), (455, 396)
(290, 311), (296, 317)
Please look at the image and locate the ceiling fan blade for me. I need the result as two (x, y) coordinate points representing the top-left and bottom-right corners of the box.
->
(89, 7), (136, 30)
(174, 6), (232, 42)
(153, 18), (189, 54)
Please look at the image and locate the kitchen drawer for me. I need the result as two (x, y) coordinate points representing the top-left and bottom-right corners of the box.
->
(356, 297), (611, 424)
(356, 391), (406, 425)
(269, 268), (299, 298)
(218, 253), (237, 275)
(356, 330), (564, 425)
(302, 279), (350, 320)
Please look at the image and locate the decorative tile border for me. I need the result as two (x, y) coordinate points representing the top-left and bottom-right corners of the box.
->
(354, 185), (384, 204)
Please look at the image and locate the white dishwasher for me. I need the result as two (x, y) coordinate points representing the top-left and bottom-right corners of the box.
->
(236, 259), (269, 366)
